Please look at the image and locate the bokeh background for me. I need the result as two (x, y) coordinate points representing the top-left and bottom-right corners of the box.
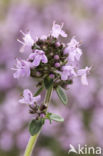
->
(0, 0), (103, 156)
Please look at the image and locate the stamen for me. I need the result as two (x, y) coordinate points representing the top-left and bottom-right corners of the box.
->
(20, 30), (25, 36)
(17, 39), (24, 45)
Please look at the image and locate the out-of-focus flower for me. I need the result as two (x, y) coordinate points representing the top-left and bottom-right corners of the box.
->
(0, 132), (13, 151)
(28, 49), (48, 67)
(0, 70), (14, 90)
(64, 38), (82, 62)
(17, 31), (34, 52)
(61, 65), (77, 80)
(19, 89), (41, 105)
(16, 130), (30, 150)
(77, 67), (91, 85)
(38, 148), (53, 156)
(51, 21), (67, 38)
(12, 59), (31, 79)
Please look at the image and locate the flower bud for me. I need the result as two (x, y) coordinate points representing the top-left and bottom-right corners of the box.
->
(55, 41), (60, 47)
(49, 74), (55, 79)
(40, 113), (45, 118)
(55, 62), (60, 68)
(54, 55), (59, 60)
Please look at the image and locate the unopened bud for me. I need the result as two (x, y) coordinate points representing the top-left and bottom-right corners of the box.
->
(56, 42), (60, 47)
(55, 62), (60, 68)
(49, 74), (55, 79)
(54, 55), (59, 60)
(40, 113), (45, 118)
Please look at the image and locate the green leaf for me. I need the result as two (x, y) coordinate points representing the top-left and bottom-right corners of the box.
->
(44, 77), (53, 89)
(49, 113), (64, 122)
(29, 120), (44, 136)
(34, 86), (44, 96)
(56, 86), (68, 105)
(44, 85), (53, 105)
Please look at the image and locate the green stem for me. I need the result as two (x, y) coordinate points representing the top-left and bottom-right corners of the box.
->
(24, 85), (53, 156)
(24, 132), (40, 156)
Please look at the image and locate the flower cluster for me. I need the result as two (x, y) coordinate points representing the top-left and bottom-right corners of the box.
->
(13, 22), (90, 85)
(12, 22), (91, 123)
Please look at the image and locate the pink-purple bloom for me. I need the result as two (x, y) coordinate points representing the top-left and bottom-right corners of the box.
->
(19, 89), (41, 105)
(51, 21), (67, 38)
(64, 38), (82, 62)
(12, 59), (31, 79)
(61, 66), (77, 81)
(17, 31), (34, 52)
(28, 49), (48, 67)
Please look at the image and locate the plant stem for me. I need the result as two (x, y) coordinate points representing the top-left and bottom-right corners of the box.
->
(24, 85), (53, 156)
(24, 132), (40, 156)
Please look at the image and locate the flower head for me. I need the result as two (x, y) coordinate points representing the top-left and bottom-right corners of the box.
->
(51, 21), (67, 38)
(13, 22), (91, 88)
(12, 59), (31, 79)
(28, 49), (48, 67)
(19, 89), (41, 105)
(77, 67), (91, 85)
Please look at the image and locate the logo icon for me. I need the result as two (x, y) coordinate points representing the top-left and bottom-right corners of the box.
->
(68, 144), (78, 154)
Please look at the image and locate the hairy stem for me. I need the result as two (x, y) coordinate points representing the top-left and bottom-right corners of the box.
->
(24, 86), (53, 156)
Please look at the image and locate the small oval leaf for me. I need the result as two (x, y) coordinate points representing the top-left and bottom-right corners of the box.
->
(50, 113), (64, 122)
(56, 86), (68, 105)
(29, 120), (43, 136)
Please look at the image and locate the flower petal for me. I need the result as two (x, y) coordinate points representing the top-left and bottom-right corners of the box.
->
(42, 55), (48, 64)
(32, 55), (41, 66)
(81, 74), (88, 85)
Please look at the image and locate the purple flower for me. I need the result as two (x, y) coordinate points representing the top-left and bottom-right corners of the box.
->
(28, 49), (48, 67)
(64, 38), (82, 62)
(61, 65), (77, 81)
(19, 89), (41, 105)
(77, 67), (91, 85)
(17, 30), (34, 52)
(51, 21), (67, 38)
(12, 59), (31, 79)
